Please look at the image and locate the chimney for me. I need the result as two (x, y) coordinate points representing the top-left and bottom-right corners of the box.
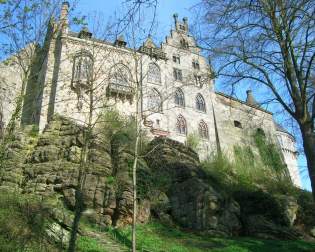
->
(246, 90), (258, 106)
(60, 1), (69, 33)
(114, 35), (127, 47)
(78, 26), (92, 39)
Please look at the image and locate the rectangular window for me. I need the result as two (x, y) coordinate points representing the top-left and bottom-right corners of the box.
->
(179, 24), (186, 31)
(194, 74), (201, 87)
(192, 60), (200, 70)
(173, 68), (183, 81)
(173, 55), (180, 64)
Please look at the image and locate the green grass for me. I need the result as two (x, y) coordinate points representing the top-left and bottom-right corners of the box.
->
(77, 236), (109, 252)
(104, 222), (315, 252)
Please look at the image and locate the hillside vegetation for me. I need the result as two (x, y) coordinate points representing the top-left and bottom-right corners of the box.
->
(0, 111), (314, 251)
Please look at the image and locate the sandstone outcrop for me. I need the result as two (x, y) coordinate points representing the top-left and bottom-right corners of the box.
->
(0, 116), (311, 241)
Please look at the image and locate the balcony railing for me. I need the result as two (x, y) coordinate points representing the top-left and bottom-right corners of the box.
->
(107, 82), (134, 96)
(139, 47), (167, 60)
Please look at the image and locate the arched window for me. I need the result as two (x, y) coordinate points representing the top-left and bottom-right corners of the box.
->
(71, 51), (93, 110)
(175, 88), (185, 107)
(72, 51), (93, 88)
(147, 88), (162, 112)
(198, 120), (209, 139)
(176, 115), (187, 134)
(109, 63), (131, 87)
(147, 63), (161, 84)
(196, 94), (206, 112)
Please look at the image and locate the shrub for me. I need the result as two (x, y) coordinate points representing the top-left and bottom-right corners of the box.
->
(0, 192), (50, 251)
(233, 189), (288, 226)
(253, 130), (287, 175)
(295, 190), (315, 231)
(185, 132), (200, 152)
(201, 141), (296, 196)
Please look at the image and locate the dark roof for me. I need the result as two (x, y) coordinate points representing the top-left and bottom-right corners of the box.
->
(215, 91), (272, 115)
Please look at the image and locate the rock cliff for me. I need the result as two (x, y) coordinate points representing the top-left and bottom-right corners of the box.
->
(0, 115), (312, 242)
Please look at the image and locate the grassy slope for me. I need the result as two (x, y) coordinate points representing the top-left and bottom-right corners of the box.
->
(79, 222), (315, 252)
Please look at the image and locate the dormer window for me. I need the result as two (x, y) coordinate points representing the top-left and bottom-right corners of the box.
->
(180, 39), (189, 49)
(173, 55), (180, 64)
(192, 60), (200, 70)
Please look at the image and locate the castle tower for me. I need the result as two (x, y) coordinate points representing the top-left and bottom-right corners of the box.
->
(275, 124), (301, 187)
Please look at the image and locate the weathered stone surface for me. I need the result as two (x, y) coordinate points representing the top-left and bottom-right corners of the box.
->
(145, 137), (241, 236)
(234, 190), (303, 239)
(244, 215), (300, 240)
(170, 177), (241, 235)
(0, 116), (143, 234)
(0, 117), (313, 242)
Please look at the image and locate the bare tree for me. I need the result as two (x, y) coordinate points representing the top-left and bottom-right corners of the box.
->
(194, 0), (315, 197)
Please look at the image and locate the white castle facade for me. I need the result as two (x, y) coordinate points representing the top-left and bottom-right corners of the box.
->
(0, 2), (301, 187)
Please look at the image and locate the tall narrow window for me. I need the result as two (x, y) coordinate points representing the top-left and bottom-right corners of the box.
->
(176, 115), (187, 135)
(192, 60), (200, 70)
(147, 63), (161, 84)
(72, 52), (93, 88)
(194, 75), (202, 87)
(71, 51), (93, 110)
(198, 120), (209, 139)
(173, 68), (183, 81)
(180, 39), (189, 49)
(175, 88), (185, 107)
(196, 94), (206, 112)
(147, 88), (162, 112)
(173, 55), (180, 64)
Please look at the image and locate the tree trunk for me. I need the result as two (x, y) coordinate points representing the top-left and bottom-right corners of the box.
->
(68, 189), (84, 252)
(300, 122), (315, 200)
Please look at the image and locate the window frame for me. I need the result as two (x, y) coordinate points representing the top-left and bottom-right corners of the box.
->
(195, 93), (206, 112)
(176, 114), (187, 135)
(71, 51), (94, 89)
(198, 120), (209, 139)
(173, 68), (183, 81)
(173, 55), (181, 64)
(174, 88), (185, 107)
(147, 62), (161, 84)
(192, 60), (200, 70)
(109, 63), (131, 87)
(147, 88), (163, 113)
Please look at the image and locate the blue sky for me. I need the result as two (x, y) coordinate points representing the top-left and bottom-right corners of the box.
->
(73, 0), (312, 191)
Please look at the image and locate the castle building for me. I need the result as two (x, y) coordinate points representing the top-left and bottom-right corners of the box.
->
(0, 2), (301, 187)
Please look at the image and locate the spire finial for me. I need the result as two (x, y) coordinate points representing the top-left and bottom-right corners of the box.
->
(173, 13), (178, 23)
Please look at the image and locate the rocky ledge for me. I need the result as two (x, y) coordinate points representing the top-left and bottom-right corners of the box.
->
(0, 115), (314, 242)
